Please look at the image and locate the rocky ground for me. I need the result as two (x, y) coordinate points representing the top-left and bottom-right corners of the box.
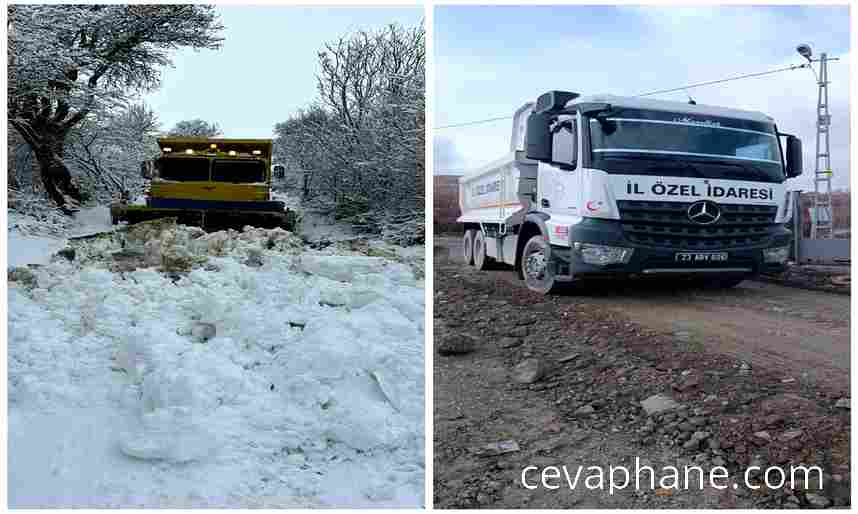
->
(433, 238), (850, 509)
(761, 264), (851, 295)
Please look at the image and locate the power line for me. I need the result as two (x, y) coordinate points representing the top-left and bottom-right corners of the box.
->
(435, 58), (842, 130)
(634, 62), (813, 97)
(435, 115), (512, 130)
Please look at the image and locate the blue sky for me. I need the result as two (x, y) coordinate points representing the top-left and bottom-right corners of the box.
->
(144, 6), (422, 138)
(434, 5), (851, 191)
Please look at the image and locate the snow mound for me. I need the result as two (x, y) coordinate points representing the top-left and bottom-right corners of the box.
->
(118, 406), (217, 463)
(8, 204), (114, 240)
(7, 233), (68, 268)
(7, 204), (75, 238)
(63, 219), (306, 273)
(9, 222), (424, 507)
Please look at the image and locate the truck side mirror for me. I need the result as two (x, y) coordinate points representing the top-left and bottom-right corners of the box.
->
(785, 135), (802, 178)
(526, 113), (552, 161)
(141, 160), (156, 179)
(551, 118), (577, 168)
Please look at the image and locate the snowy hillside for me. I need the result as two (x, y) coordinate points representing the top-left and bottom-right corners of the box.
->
(8, 219), (425, 507)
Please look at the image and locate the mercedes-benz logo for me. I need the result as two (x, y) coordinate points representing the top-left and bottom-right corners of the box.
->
(687, 200), (721, 225)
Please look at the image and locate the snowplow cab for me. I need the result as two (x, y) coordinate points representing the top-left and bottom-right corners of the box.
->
(111, 138), (296, 231)
(149, 138), (273, 203)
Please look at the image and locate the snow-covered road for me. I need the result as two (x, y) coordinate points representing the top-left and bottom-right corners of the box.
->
(8, 221), (424, 507)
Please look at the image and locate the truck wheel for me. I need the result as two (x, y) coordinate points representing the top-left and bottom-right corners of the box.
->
(521, 235), (557, 294)
(463, 229), (476, 265)
(473, 230), (494, 270)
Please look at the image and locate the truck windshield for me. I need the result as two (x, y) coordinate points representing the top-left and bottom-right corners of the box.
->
(158, 157), (210, 181)
(212, 160), (266, 183)
(589, 109), (785, 183)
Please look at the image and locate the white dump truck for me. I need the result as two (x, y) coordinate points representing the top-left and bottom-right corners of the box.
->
(457, 91), (803, 293)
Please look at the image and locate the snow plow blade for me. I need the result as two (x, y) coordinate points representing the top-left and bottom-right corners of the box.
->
(111, 202), (298, 232)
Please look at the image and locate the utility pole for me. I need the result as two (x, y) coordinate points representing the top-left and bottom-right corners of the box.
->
(797, 45), (837, 239)
(811, 53), (834, 239)
(812, 53), (833, 239)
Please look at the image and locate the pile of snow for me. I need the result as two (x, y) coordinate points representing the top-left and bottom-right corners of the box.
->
(68, 205), (113, 237)
(8, 221), (425, 507)
(7, 232), (68, 268)
(8, 206), (114, 268)
(8, 190), (76, 238)
(7, 209), (75, 239)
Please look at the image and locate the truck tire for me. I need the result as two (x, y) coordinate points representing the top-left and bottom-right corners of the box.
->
(463, 229), (477, 265)
(521, 235), (557, 294)
(473, 230), (494, 270)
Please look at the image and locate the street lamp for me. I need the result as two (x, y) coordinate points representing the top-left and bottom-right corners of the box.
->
(796, 43), (813, 62)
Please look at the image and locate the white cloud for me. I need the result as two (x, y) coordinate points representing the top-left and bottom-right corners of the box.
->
(434, 5), (850, 191)
(434, 134), (467, 174)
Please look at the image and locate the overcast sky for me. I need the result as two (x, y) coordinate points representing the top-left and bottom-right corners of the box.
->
(434, 5), (851, 191)
(143, 5), (422, 138)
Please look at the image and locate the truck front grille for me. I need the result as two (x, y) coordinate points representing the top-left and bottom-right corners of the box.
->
(616, 200), (779, 250)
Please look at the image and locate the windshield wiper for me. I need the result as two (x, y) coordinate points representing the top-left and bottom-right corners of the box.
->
(682, 157), (743, 167)
(682, 157), (778, 181)
(598, 154), (709, 178)
(643, 162), (708, 178)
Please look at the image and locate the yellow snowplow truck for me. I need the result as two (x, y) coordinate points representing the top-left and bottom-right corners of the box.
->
(111, 138), (296, 231)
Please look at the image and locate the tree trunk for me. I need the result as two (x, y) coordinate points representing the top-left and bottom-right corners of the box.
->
(302, 172), (310, 199)
(11, 122), (83, 213)
(33, 146), (82, 213)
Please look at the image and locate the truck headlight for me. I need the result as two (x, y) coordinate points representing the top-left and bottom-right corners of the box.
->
(763, 246), (790, 264)
(574, 243), (634, 266)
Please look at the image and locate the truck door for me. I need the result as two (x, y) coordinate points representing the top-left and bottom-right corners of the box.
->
(536, 114), (581, 216)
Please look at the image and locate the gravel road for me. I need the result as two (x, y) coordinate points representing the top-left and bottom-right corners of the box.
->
(437, 237), (850, 394)
(433, 236), (850, 509)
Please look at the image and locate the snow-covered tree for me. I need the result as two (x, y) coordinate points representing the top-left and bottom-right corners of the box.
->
(66, 103), (161, 202)
(274, 105), (341, 201)
(167, 119), (223, 138)
(274, 23), (425, 244)
(7, 4), (223, 212)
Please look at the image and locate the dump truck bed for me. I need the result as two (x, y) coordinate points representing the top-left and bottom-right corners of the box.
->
(457, 151), (535, 225)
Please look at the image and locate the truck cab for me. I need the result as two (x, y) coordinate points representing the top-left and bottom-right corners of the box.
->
(112, 138), (295, 231)
(147, 138), (273, 207)
(458, 91), (803, 293)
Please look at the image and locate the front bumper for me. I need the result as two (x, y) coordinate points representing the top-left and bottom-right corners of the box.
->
(550, 218), (791, 281)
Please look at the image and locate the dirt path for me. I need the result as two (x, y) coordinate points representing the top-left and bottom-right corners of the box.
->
(433, 237), (850, 509)
(437, 237), (850, 394)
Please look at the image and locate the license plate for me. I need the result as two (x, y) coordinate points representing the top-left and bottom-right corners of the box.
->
(675, 252), (728, 263)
